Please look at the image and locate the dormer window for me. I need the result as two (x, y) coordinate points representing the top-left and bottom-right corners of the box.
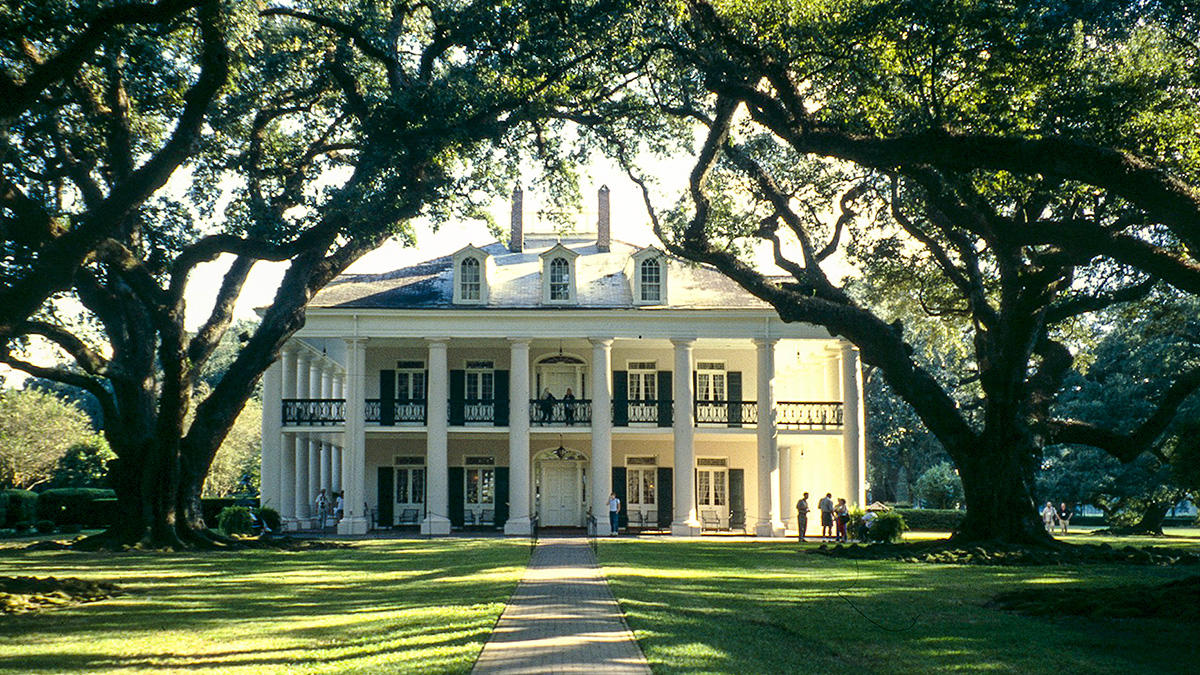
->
(639, 257), (662, 303)
(539, 243), (579, 304)
(451, 245), (492, 305)
(628, 247), (667, 306)
(460, 258), (481, 301)
(549, 257), (571, 300)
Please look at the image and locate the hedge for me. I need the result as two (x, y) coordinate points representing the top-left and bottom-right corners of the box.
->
(894, 507), (965, 531)
(0, 490), (37, 528)
(35, 488), (117, 527)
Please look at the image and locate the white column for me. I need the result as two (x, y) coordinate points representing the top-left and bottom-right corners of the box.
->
(319, 364), (333, 492)
(338, 337), (370, 534)
(422, 338), (452, 534)
(780, 446), (793, 532)
(332, 374), (344, 493)
(306, 357), (322, 513)
(505, 339), (533, 535)
(261, 357), (283, 512)
(671, 338), (701, 535)
(841, 341), (867, 507)
(294, 350), (312, 522)
(279, 346), (298, 522)
(590, 338), (614, 535)
(755, 338), (785, 536)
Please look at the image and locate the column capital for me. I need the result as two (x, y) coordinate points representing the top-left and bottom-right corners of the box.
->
(295, 349), (312, 364)
(588, 337), (614, 348)
(753, 337), (781, 347)
(839, 339), (859, 355)
(425, 337), (450, 347)
(507, 337), (532, 347)
(669, 337), (696, 348)
(281, 343), (301, 357)
(343, 336), (369, 347)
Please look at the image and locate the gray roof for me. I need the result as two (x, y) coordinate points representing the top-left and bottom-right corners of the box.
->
(310, 238), (770, 310)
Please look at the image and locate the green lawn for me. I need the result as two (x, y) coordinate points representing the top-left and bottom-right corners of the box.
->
(599, 535), (1200, 675)
(0, 538), (529, 675)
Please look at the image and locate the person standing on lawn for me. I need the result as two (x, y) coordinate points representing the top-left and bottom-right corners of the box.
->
(796, 492), (810, 542)
(1058, 502), (1073, 535)
(608, 492), (621, 536)
(819, 493), (835, 540)
(834, 497), (850, 542)
(1041, 501), (1058, 534)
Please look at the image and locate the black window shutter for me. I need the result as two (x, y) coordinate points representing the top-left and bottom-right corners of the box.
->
(729, 469), (745, 530)
(657, 371), (673, 427)
(612, 466), (628, 530)
(657, 467), (673, 528)
(612, 371), (629, 427)
(495, 467), (510, 529)
(727, 371), (743, 428)
(493, 370), (510, 426)
(379, 370), (396, 426)
(377, 467), (394, 527)
(449, 370), (466, 425)
(449, 467), (465, 527)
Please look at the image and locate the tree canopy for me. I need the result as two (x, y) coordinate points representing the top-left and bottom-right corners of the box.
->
(622, 0), (1200, 543)
(1, 0), (654, 547)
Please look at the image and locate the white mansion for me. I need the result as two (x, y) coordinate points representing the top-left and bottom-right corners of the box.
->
(259, 187), (866, 536)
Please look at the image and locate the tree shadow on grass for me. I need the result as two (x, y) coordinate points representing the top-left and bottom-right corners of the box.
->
(600, 539), (1199, 675)
(0, 540), (530, 675)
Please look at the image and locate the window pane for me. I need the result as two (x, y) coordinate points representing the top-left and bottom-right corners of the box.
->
(698, 471), (711, 506)
(467, 470), (480, 504)
(461, 258), (480, 300)
(642, 470), (656, 504)
(714, 374), (726, 401)
(413, 469), (425, 504)
(627, 471), (640, 505)
(396, 468), (409, 504)
(714, 471), (727, 506)
(481, 469), (495, 504)
(482, 372), (493, 400)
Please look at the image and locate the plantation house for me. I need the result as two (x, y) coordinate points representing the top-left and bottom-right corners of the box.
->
(259, 187), (866, 536)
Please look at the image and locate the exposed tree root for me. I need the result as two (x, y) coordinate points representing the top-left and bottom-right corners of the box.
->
(1, 576), (123, 613)
(806, 539), (1200, 566)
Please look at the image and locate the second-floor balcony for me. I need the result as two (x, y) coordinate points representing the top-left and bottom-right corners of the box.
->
(285, 398), (844, 431)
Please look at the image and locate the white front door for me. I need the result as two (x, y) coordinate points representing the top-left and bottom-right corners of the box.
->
(541, 462), (582, 527)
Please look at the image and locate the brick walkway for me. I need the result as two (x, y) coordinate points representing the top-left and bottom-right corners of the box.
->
(471, 536), (652, 675)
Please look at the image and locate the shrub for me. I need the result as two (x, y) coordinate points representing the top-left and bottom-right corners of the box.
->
(35, 488), (116, 527)
(0, 490), (38, 527)
(14, 521), (32, 533)
(255, 507), (281, 534)
(203, 498), (258, 528)
(35, 519), (56, 533)
(217, 506), (255, 536)
(894, 508), (966, 531)
(864, 511), (908, 543)
(913, 462), (965, 509)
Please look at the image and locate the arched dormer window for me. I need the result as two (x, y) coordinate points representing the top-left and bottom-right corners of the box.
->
(639, 257), (662, 303)
(460, 257), (481, 301)
(539, 243), (578, 304)
(628, 247), (667, 306)
(452, 245), (492, 305)
(549, 257), (570, 300)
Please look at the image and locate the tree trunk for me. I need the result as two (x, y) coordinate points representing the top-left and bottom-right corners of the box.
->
(952, 435), (1056, 546)
(1111, 502), (1169, 536)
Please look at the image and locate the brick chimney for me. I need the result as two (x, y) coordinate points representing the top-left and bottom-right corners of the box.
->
(597, 185), (611, 252)
(509, 185), (524, 253)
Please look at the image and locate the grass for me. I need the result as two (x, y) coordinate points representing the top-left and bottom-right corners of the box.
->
(0, 538), (529, 675)
(598, 533), (1200, 675)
